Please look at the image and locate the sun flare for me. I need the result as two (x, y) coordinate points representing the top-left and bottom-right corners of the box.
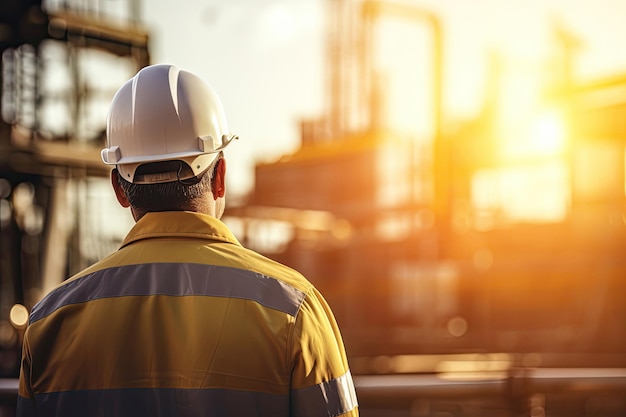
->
(529, 111), (567, 157)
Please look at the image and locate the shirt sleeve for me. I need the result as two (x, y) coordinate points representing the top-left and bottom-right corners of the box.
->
(289, 287), (359, 417)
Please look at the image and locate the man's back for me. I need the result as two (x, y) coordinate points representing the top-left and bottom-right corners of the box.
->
(18, 212), (358, 416)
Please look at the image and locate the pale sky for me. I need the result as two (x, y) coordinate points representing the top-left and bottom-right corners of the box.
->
(133, 0), (626, 195)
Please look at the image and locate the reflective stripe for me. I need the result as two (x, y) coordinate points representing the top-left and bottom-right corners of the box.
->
(291, 371), (358, 417)
(30, 263), (306, 323)
(18, 387), (288, 417)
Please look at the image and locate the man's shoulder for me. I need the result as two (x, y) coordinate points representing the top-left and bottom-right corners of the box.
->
(234, 245), (314, 292)
(27, 260), (108, 325)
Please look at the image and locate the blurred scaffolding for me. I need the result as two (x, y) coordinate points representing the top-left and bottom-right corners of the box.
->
(0, 0), (147, 384)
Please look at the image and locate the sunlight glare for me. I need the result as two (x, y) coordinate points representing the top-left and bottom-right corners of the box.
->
(499, 109), (567, 161)
(528, 111), (566, 157)
(472, 162), (569, 225)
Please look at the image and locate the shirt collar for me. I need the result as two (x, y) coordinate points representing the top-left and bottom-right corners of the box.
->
(120, 211), (242, 248)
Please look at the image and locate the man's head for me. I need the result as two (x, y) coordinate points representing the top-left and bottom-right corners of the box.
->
(101, 64), (237, 220)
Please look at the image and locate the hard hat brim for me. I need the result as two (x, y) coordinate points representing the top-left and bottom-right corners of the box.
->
(114, 153), (220, 184)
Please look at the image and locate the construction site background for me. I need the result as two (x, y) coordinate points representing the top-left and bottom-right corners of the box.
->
(1, 1), (625, 416)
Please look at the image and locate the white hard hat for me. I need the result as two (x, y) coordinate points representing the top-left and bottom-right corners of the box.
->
(101, 64), (238, 184)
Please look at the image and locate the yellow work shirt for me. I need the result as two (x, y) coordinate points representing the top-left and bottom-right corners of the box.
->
(18, 211), (358, 416)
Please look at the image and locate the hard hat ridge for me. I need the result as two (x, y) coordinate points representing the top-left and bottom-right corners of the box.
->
(101, 64), (237, 184)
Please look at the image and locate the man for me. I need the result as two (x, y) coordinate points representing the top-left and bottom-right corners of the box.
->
(17, 64), (358, 416)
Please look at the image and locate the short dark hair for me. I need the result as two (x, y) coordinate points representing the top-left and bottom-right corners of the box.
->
(117, 156), (221, 212)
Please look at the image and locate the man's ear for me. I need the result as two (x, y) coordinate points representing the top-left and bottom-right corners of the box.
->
(111, 169), (131, 208)
(212, 158), (226, 200)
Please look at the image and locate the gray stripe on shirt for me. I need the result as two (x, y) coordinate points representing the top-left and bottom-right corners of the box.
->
(291, 371), (359, 417)
(29, 263), (306, 323)
(18, 387), (289, 417)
